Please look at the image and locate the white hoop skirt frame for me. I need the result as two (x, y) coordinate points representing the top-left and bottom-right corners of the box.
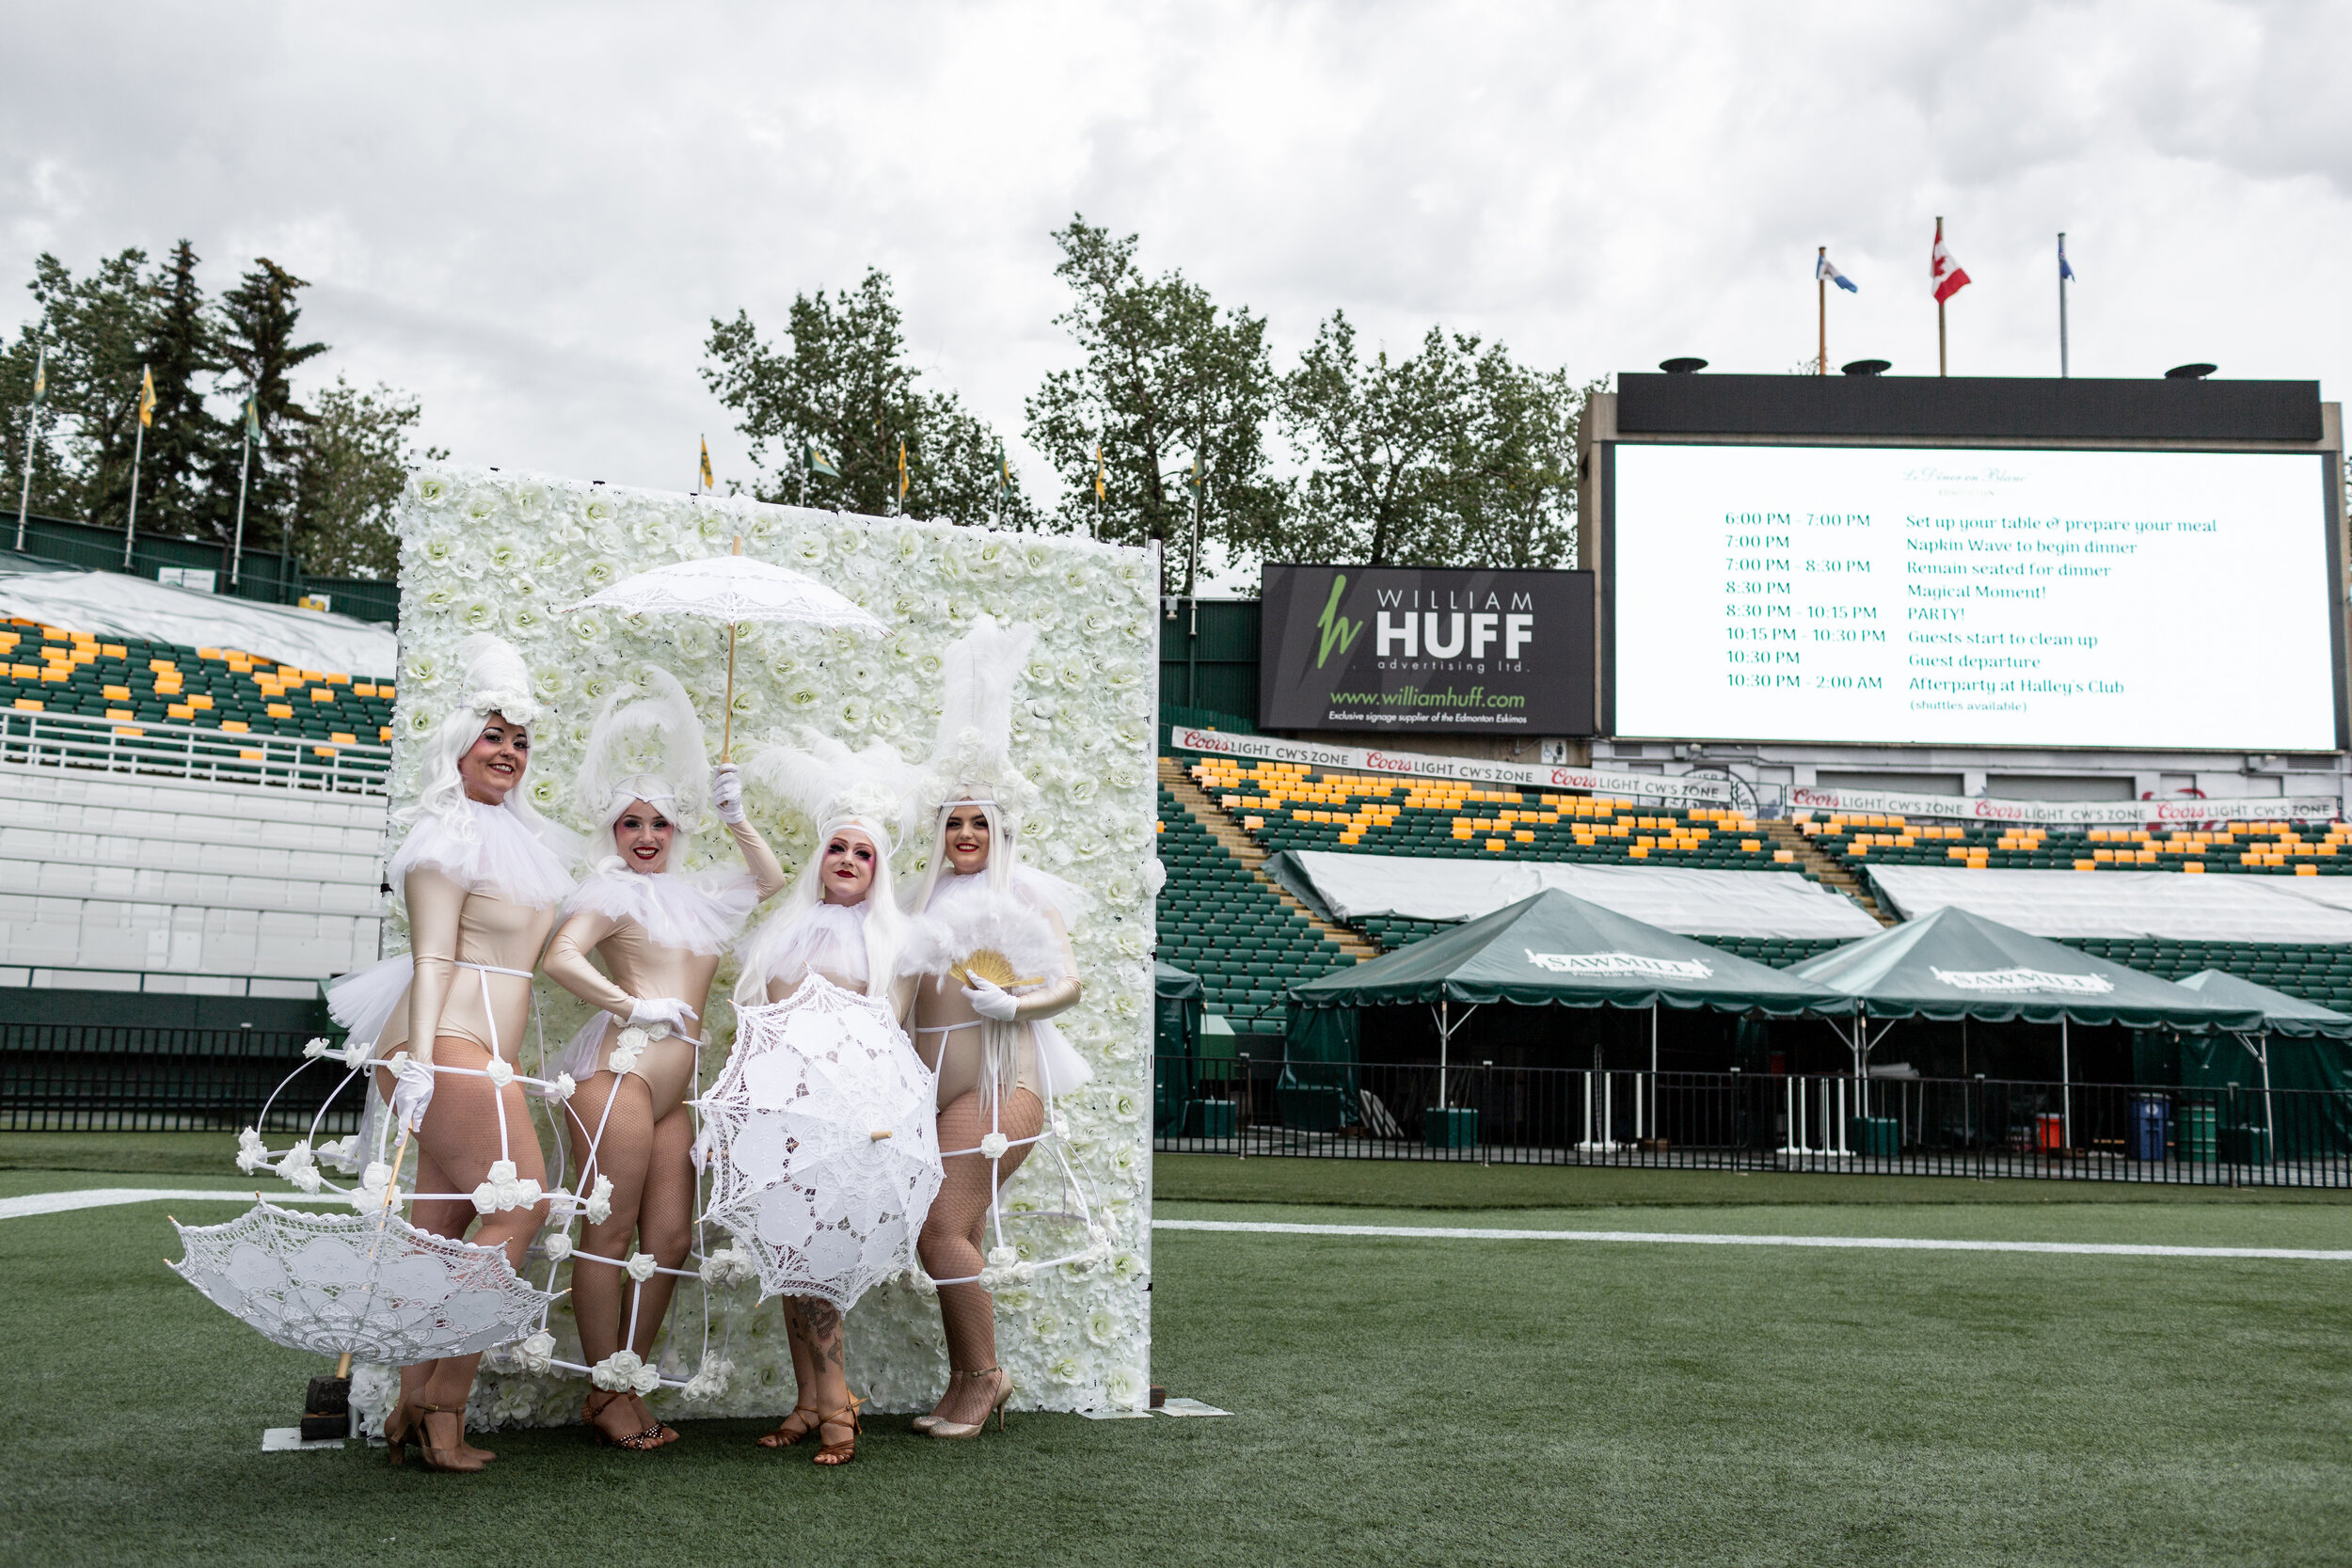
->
(697, 974), (944, 1311)
(170, 1200), (553, 1365)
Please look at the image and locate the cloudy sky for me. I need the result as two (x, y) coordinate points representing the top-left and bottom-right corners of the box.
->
(5, 1), (2346, 525)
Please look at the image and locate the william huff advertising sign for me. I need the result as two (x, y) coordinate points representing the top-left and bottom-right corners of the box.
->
(1259, 564), (1595, 735)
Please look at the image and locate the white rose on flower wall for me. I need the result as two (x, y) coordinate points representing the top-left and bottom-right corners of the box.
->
(389, 464), (1157, 1424)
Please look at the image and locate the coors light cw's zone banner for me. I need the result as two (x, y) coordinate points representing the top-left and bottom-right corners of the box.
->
(1258, 564), (1595, 735)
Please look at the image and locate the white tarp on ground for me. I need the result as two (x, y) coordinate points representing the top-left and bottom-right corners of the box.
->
(1281, 851), (1884, 939)
(0, 567), (397, 676)
(1866, 865), (2352, 943)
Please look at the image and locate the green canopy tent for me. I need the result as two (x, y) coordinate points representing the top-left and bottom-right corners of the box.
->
(1787, 906), (2265, 1147)
(1153, 961), (1204, 1133)
(1288, 888), (1844, 1125)
(2174, 969), (2352, 1158)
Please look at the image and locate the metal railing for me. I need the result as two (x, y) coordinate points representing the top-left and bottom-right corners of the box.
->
(1, 1023), (355, 1132)
(1153, 1057), (2352, 1187)
(0, 706), (390, 796)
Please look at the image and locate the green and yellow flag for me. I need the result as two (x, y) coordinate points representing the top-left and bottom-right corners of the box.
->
(29, 346), (44, 407)
(136, 366), (156, 428)
(1093, 444), (1105, 502)
(897, 437), (910, 502)
(805, 440), (839, 478)
(700, 436), (715, 491)
(244, 393), (260, 442)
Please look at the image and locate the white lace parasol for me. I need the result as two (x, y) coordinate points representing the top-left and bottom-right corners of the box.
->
(696, 974), (944, 1310)
(560, 542), (884, 758)
(170, 1201), (553, 1365)
(564, 553), (884, 630)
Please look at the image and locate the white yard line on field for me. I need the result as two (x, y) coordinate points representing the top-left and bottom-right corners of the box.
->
(1151, 1217), (2352, 1261)
(0, 1187), (343, 1221)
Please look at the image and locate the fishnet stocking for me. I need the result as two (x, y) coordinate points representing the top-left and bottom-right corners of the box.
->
(920, 1086), (1042, 1425)
(563, 1069), (696, 1439)
(395, 1035), (551, 1421)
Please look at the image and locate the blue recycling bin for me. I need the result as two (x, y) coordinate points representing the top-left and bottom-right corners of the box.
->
(2131, 1095), (2170, 1163)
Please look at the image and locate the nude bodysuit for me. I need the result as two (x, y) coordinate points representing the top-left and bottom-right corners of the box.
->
(376, 868), (559, 1064)
(542, 818), (788, 1117)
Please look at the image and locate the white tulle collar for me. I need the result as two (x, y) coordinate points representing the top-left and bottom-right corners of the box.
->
(737, 897), (874, 990)
(389, 799), (576, 909)
(560, 860), (759, 956)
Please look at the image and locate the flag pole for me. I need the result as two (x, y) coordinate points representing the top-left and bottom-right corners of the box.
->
(2058, 232), (2071, 379)
(1817, 247), (1827, 375)
(1936, 216), (1947, 377)
(230, 395), (254, 589)
(122, 365), (149, 569)
(13, 344), (42, 552)
(721, 534), (740, 762)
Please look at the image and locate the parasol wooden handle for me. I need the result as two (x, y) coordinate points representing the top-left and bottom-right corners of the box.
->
(869, 1130), (893, 1142)
(722, 535), (741, 762)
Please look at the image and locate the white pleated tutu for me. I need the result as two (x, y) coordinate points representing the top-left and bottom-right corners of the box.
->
(325, 954), (414, 1053)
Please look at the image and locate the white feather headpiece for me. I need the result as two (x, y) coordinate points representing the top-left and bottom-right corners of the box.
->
(741, 727), (919, 846)
(454, 632), (542, 727)
(910, 615), (1042, 832)
(575, 666), (711, 832)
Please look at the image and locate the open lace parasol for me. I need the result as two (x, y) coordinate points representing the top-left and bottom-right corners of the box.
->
(696, 975), (943, 1310)
(170, 1200), (553, 1365)
(562, 540), (887, 757)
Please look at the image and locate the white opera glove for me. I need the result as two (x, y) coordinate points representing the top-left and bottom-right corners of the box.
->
(711, 763), (745, 824)
(961, 976), (1022, 1022)
(626, 996), (699, 1036)
(390, 1055), (437, 1132)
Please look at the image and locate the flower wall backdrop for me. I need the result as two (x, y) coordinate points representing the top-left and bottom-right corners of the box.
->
(371, 465), (1160, 1423)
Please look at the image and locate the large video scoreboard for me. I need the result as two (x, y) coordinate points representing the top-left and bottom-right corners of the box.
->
(1589, 374), (2346, 753)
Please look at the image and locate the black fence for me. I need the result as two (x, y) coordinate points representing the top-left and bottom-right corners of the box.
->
(1, 1024), (358, 1132)
(1154, 1056), (2352, 1187)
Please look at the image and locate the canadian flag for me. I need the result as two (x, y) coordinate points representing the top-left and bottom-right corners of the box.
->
(1931, 218), (1972, 304)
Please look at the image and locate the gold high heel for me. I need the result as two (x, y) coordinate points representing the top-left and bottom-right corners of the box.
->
(389, 1401), (486, 1472)
(756, 1402), (824, 1449)
(812, 1393), (865, 1465)
(922, 1367), (1010, 1439)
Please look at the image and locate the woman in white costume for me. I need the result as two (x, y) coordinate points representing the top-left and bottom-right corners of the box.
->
(339, 633), (579, 1473)
(541, 669), (788, 1450)
(902, 617), (1091, 1440)
(727, 729), (920, 1465)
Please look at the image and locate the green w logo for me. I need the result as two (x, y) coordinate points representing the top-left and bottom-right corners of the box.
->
(1314, 575), (1364, 669)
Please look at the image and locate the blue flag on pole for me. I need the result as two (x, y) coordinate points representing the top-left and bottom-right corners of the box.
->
(2058, 235), (2075, 281)
(1816, 254), (1859, 293)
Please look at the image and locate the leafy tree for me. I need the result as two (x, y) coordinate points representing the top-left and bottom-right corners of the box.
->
(1024, 218), (1283, 592)
(1279, 312), (1478, 565)
(1279, 311), (1591, 571)
(1449, 357), (1595, 570)
(293, 377), (445, 579)
(705, 269), (1033, 527)
(3, 249), (158, 531)
(215, 259), (326, 561)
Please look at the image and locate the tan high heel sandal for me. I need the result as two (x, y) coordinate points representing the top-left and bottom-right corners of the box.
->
(756, 1403), (824, 1449)
(388, 1401), (486, 1473)
(922, 1367), (1011, 1439)
(812, 1393), (866, 1465)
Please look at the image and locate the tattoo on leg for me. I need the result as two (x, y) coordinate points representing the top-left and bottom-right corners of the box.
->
(800, 1299), (844, 1369)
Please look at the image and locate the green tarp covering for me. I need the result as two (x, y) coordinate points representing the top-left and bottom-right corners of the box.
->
(2174, 970), (2352, 1038)
(1153, 962), (1203, 1132)
(1287, 888), (1840, 1016)
(1786, 906), (2265, 1031)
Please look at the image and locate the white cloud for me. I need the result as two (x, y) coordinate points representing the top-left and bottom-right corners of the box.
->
(3, 0), (2344, 504)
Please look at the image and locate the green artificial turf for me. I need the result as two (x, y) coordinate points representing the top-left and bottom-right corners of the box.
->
(9, 1188), (2352, 1565)
(1154, 1151), (2352, 1210)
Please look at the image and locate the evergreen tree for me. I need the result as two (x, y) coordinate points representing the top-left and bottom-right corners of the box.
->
(10, 249), (158, 531)
(138, 239), (227, 543)
(215, 259), (326, 563)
